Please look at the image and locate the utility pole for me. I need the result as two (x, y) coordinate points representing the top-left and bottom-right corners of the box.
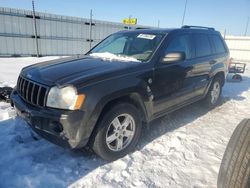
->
(181, 0), (188, 26)
(244, 16), (249, 36)
(128, 15), (131, 30)
(89, 9), (93, 50)
(223, 29), (227, 39)
(32, 0), (39, 57)
(157, 20), (160, 28)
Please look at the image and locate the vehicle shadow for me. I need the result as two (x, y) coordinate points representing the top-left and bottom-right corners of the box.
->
(0, 118), (106, 188)
(138, 96), (228, 149)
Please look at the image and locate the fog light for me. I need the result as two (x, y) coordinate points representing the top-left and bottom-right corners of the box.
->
(50, 121), (63, 133)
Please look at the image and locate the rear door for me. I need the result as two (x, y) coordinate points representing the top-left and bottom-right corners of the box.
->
(191, 33), (214, 96)
(209, 34), (229, 72)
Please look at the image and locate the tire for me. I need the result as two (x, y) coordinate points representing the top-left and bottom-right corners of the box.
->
(204, 76), (222, 108)
(91, 103), (142, 161)
(232, 74), (242, 82)
(218, 119), (250, 188)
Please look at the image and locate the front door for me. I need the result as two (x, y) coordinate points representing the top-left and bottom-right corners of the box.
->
(152, 34), (195, 116)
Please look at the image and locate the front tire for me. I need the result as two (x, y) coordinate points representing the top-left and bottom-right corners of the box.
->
(91, 103), (142, 161)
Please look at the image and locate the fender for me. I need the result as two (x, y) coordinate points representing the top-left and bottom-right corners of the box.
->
(75, 68), (154, 142)
(209, 56), (228, 79)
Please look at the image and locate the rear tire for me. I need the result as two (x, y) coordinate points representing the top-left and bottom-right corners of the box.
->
(91, 103), (142, 161)
(218, 119), (250, 188)
(204, 76), (222, 108)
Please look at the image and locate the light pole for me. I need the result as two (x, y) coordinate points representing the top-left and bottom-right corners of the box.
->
(89, 9), (93, 50)
(32, 0), (39, 57)
(181, 0), (188, 26)
(244, 16), (249, 36)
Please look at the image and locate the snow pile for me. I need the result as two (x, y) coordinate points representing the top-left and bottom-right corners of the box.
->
(0, 102), (14, 121)
(0, 56), (63, 87)
(0, 57), (250, 188)
(90, 52), (141, 62)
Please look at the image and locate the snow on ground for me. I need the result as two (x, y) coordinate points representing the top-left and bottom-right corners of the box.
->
(0, 57), (250, 188)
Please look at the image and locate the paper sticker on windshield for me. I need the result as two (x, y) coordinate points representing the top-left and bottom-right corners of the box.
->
(137, 34), (156, 40)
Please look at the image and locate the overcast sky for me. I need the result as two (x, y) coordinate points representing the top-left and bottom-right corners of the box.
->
(1, 0), (250, 35)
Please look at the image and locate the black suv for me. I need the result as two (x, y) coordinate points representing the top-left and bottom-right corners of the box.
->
(11, 26), (229, 160)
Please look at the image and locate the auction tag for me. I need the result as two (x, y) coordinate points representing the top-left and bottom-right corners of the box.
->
(137, 34), (156, 40)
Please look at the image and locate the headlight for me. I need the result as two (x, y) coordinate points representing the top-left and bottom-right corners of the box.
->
(46, 86), (85, 110)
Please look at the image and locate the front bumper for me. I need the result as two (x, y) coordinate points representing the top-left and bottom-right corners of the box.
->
(11, 90), (89, 149)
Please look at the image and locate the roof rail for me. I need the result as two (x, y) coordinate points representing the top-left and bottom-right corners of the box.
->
(181, 25), (215, 31)
(135, 27), (151, 30)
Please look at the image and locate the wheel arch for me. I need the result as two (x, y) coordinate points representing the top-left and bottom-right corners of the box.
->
(97, 93), (149, 124)
(214, 71), (225, 86)
(87, 92), (149, 145)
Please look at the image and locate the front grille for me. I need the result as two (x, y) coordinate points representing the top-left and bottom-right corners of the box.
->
(17, 76), (49, 107)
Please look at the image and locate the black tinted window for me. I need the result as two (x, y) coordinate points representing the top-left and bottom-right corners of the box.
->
(194, 34), (212, 57)
(211, 35), (226, 54)
(165, 35), (192, 59)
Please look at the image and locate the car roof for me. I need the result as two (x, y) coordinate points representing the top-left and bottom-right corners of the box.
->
(117, 27), (220, 35)
(117, 28), (175, 35)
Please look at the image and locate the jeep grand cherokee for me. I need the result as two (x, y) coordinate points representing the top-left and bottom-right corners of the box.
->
(11, 25), (229, 160)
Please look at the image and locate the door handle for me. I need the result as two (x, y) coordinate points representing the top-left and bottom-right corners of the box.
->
(209, 60), (217, 65)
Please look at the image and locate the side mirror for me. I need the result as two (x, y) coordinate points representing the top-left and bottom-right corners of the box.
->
(161, 52), (186, 63)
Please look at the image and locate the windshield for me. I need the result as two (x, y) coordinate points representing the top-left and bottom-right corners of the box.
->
(89, 32), (164, 62)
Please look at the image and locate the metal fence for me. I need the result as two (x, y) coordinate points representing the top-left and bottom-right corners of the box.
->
(0, 7), (143, 56)
(1, 7), (250, 62)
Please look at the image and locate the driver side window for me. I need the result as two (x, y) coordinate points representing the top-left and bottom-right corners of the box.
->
(165, 35), (192, 60)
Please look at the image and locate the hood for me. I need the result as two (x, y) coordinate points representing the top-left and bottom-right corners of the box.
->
(21, 55), (141, 87)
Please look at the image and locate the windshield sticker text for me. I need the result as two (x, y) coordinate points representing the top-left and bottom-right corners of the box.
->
(137, 34), (156, 40)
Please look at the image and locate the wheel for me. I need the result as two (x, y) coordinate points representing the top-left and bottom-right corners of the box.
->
(218, 119), (250, 188)
(232, 74), (242, 81)
(91, 103), (142, 161)
(204, 77), (222, 108)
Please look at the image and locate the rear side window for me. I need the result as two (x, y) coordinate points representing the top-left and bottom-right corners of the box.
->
(165, 35), (192, 59)
(193, 34), (212, 57)
(210, 35), (227, 54)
